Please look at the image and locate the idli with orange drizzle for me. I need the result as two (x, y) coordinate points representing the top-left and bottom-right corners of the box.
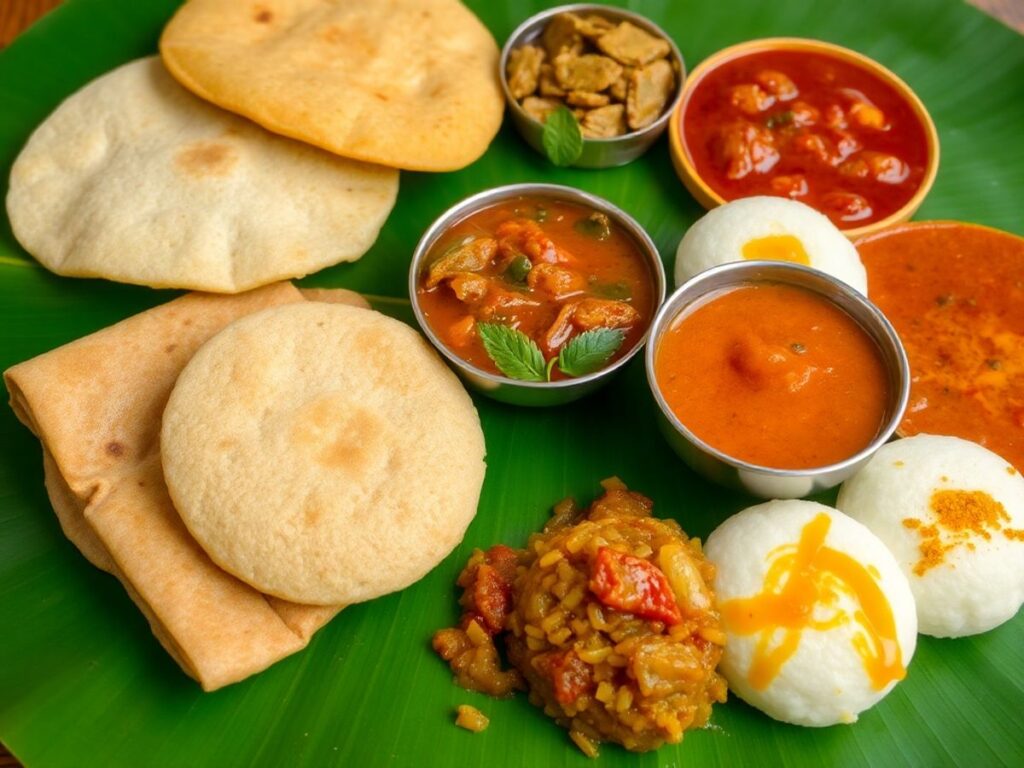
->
(837, 434), (1024, 638)
(704, 500), (916, 726)
(674, 197), (867, 294)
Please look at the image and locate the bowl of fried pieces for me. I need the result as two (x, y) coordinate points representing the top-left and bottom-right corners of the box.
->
(500, 4), (685, 168)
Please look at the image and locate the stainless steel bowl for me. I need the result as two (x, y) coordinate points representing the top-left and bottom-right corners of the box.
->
(409, 183), (667, 407)
(499, 5), (685, 169)
(644, 261), (909, 498)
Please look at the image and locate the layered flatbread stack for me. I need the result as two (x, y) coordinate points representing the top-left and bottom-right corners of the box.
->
(5, 285), (486, 689)
(6, 0), (504, 291)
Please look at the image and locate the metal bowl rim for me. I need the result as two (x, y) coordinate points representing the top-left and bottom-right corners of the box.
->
(498, 3), (686, 146)
(409, 182), (667, 391)
(644, 260), (910, 477)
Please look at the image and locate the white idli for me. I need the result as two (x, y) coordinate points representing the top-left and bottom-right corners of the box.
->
(705, 500), (916, 727)
(674, 197), (867, 293)
(837, 434), (1024, 638)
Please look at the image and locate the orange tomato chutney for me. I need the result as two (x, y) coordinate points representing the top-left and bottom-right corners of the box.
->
(416, 197), (656, 379)
(654, 282), (888, 469)
(857, 222), (1024, 471)
(682, 49), (929, 227)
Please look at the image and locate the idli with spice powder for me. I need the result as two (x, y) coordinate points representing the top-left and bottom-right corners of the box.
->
(837, 434), (1024, 638)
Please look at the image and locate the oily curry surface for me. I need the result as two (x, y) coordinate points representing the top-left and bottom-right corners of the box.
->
(858, 222), (1024, 471)
(655, 283), (889, 469)
(417, 198), (656, 379)
(683, 50), (929, 227)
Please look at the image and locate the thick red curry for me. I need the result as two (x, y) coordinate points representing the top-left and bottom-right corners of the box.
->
(683, 49), (929, 227)
(417, 198), (656, 379)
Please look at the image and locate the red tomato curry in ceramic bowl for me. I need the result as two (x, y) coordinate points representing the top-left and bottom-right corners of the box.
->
(669, 38), (939, 239)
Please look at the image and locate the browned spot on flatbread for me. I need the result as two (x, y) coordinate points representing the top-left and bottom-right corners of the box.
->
(165, 343), (178, 354)
(174, 140), (238, 178)
(290, 398), (386, 473)
(303, 500), (323, 526)
(254, 6), (273, 23)
(106, 441), (125, 457)
(320, 24), (377, 57)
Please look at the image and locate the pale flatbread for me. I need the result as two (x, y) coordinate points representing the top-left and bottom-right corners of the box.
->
(6, 57), (398, 293)
(161, 302), (487, 605)
(5, 284), (366, 690)
(160, 0), (503, 172)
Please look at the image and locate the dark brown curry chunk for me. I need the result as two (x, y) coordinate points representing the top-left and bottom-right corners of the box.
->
(627, 59), (675, 130)
(554, 52), (622, 92)
(541, 13), (583, 59)
(581, 104), (627, 138)
(596, 21), (671, 67)
(506, 44), (545, 100)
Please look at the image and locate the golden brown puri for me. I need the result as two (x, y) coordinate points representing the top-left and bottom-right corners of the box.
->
(160, 0), (503, 171)
(6, 57), (398, 293)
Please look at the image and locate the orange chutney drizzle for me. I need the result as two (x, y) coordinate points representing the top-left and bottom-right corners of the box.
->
(719, 514), (905, 691)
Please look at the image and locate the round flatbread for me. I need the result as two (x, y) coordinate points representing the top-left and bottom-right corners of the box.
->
(6, 57), (398, 293)
(160, 0), (503, 171)
(161, 302), (486, 605)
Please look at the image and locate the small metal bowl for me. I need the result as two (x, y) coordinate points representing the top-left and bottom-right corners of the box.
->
(409, 183), (666, 407)
(645, 261), (909, 498)
(500, 5), (685, 169)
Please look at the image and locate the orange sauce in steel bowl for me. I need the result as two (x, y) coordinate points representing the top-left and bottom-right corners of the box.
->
(857, 222), (1024, 471)
(654, 282), (888, 469)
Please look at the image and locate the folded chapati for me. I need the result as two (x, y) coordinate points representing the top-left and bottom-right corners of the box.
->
(6, 57), (398, 293)
(160, 0), (504, 171)
(161, 301), (487, 606)
(5, 283), (367, 690)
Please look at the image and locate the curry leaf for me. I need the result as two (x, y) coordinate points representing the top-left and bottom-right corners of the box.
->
(542, 106), (583, 167)
(557, 328), (626, 378)
(477, 322), (546, 382)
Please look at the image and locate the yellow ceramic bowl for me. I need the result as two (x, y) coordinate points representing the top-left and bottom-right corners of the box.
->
(669, 38), (940, 240)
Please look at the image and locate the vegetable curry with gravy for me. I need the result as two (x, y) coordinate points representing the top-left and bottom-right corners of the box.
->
(417, 198), (656, 380)
(683, 50), (929, 227)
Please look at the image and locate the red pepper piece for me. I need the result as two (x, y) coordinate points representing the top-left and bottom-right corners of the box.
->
(589, 546), (683, 625)
(470, 564), (512, 634)
(549, 650), (592, 706)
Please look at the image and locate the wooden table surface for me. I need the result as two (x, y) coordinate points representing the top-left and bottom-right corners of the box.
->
(0, 0), (1021, 766)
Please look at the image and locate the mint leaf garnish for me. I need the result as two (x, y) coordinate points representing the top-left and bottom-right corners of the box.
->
(477, 322), (546, 382)
(542, 106), (584, 167)
(557, 328), (626, 378)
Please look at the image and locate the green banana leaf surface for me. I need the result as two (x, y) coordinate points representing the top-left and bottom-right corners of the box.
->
(1, 1), (1022, 766)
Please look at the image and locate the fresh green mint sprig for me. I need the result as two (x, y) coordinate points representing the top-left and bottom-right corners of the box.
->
(476, 322), (625, 382)
(541, 106), (584, 167)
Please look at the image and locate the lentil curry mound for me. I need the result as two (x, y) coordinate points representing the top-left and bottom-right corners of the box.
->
(433, 479), (727, 757)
